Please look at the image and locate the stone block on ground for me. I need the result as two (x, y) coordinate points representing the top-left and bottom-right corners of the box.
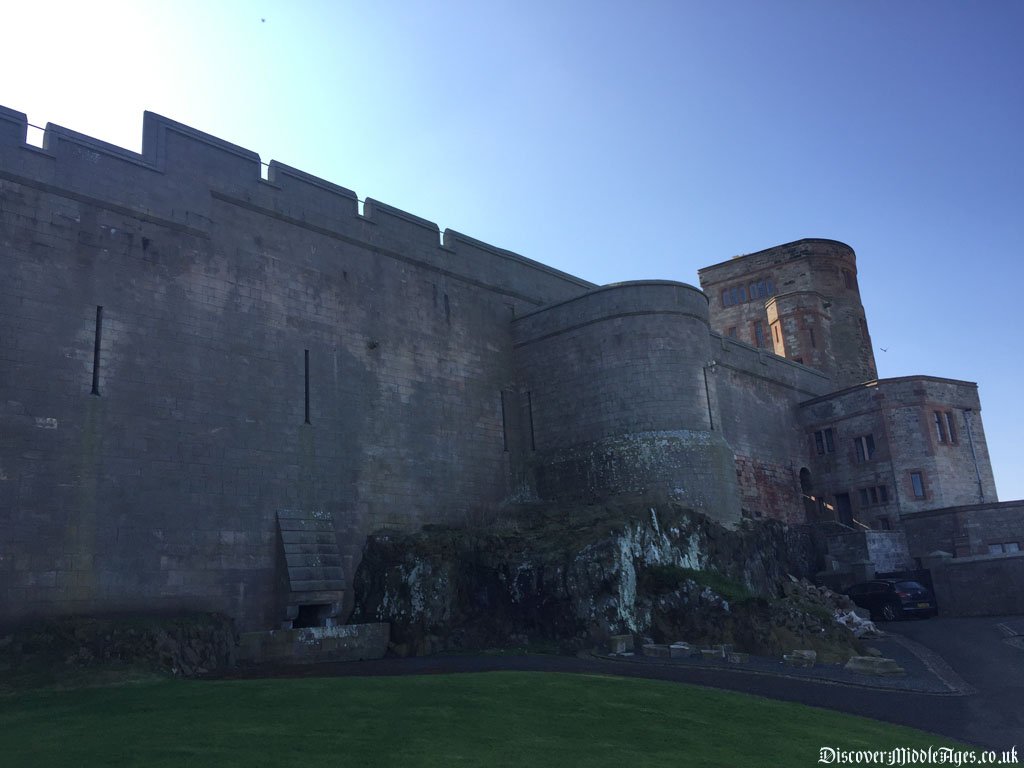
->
(783, 649), (817, 668)
(609, 634), (633, 654)
(701, 648), (724, 660)
(669, 642), (699, 659)
(642, 643), (671, 658)
(727, 651), (750, 663)
(844, 656), (905, 676)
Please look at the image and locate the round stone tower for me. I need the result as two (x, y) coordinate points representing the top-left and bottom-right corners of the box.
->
(511, 281), (741, 527)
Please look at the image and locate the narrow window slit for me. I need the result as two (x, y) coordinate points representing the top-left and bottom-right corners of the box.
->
(91, 306), (103, 395)
(304, 349), (311, 424)
(702, 368), (715, 430)
(500, 391), (508, 452)
(527, 391), (536, 451)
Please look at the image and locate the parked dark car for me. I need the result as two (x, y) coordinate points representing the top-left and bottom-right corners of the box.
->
(843, 579), (937, 621)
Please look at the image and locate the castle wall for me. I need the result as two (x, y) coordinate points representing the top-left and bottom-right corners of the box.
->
(900, 500), (1024, 560)
(929, 553), (1024, 617)
(0, 103), (1014, 629)
(708, 335), (831, 522)
(0, 107), (593, 629)
(510, 281), (740, 525)
(799, 377), (998, 529)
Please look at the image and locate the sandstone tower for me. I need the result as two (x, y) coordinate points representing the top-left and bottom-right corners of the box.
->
(698, 239), (878, 388)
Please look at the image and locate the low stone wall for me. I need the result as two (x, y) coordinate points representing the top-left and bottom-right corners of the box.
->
(826, 530), (913, 574)
(930, 553), (1024, 616)
(902, 501), (1024, 559)
(238, 623), (389, 665)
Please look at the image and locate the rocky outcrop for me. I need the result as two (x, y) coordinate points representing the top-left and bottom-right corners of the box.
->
(351, 499), (862, 659)
(0, 613), (237, 679)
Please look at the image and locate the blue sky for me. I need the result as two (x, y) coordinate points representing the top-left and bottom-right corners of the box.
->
(4, 0), (1022, 500)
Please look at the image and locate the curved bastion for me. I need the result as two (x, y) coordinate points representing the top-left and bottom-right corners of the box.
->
(511, 281), (741, 527)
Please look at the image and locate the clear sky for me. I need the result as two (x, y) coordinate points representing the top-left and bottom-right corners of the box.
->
(3, 0), (1022, 500)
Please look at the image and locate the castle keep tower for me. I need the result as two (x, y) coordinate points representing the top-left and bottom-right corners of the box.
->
(698, 239), (877, 388)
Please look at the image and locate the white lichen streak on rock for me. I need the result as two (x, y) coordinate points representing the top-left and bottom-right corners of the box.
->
(605, 516), (709, 631)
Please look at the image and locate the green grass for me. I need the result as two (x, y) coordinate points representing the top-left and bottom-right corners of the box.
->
(639, 563), (757, 603)
(0, 671), (964, 767)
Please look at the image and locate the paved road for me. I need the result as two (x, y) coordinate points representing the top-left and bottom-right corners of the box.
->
(885, 615), (1024, 752)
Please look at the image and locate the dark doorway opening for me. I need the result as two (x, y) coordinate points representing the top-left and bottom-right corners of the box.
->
(293, 603), (331, 628)
(835, 492), (854, 527)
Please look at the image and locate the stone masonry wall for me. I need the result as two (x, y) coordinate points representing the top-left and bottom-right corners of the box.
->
(826, 531), (913, 574)
(0, 106), (592, 630)
(901, 501), (1024, 559)
(709, 334), (831, 522)
(930, 554), (1024, 617)
(510, 282), (741, 524)
(800, 377), (997, 529)
(698, 239), (876, 387)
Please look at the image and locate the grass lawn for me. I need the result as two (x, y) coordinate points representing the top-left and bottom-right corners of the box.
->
(0, 671), (964, 767)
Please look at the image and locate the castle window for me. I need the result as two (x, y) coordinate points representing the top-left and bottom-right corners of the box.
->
(987, 542), (1019, 555)
(727, 327), (738, 339)
(527, 390), (536, 451)
(858, 485), (888, 506)
(753, 321), (767, 348)
(304, 350), (311, 424)
(910, 471), (926, 499)
(748, 278), (775, 300)
(814, 428), (835, 455)
(842, 269), (857, 290)
(722, 285), (748, 307)
(933, 410), (959, 444)
(91, 305), (103, 396)
(500, 391), (509, 452)
(809, 327), (816, 349)
(854, 434), (875, 462)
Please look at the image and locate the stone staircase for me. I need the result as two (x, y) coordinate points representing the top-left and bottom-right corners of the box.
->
(276, 509), (346, 628)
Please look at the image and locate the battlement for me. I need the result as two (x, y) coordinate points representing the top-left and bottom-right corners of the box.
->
(698, 238), (856, 278)
(0, 105), (592, 302)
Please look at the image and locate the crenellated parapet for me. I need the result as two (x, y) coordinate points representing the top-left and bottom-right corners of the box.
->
(0, 105), (591, 304)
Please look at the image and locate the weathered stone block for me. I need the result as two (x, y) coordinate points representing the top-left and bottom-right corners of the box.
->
(642, 643), (671, 658)
(783, 649), (816, 667)
(669, 641), (699, 658)
(609, 634), (633, 654)
(844, 655), (905, 676)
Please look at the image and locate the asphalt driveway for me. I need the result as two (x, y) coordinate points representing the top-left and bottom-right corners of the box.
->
(884, 615), (1024, 752)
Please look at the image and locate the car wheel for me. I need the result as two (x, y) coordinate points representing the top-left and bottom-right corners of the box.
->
(881, 602), (899, 622)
